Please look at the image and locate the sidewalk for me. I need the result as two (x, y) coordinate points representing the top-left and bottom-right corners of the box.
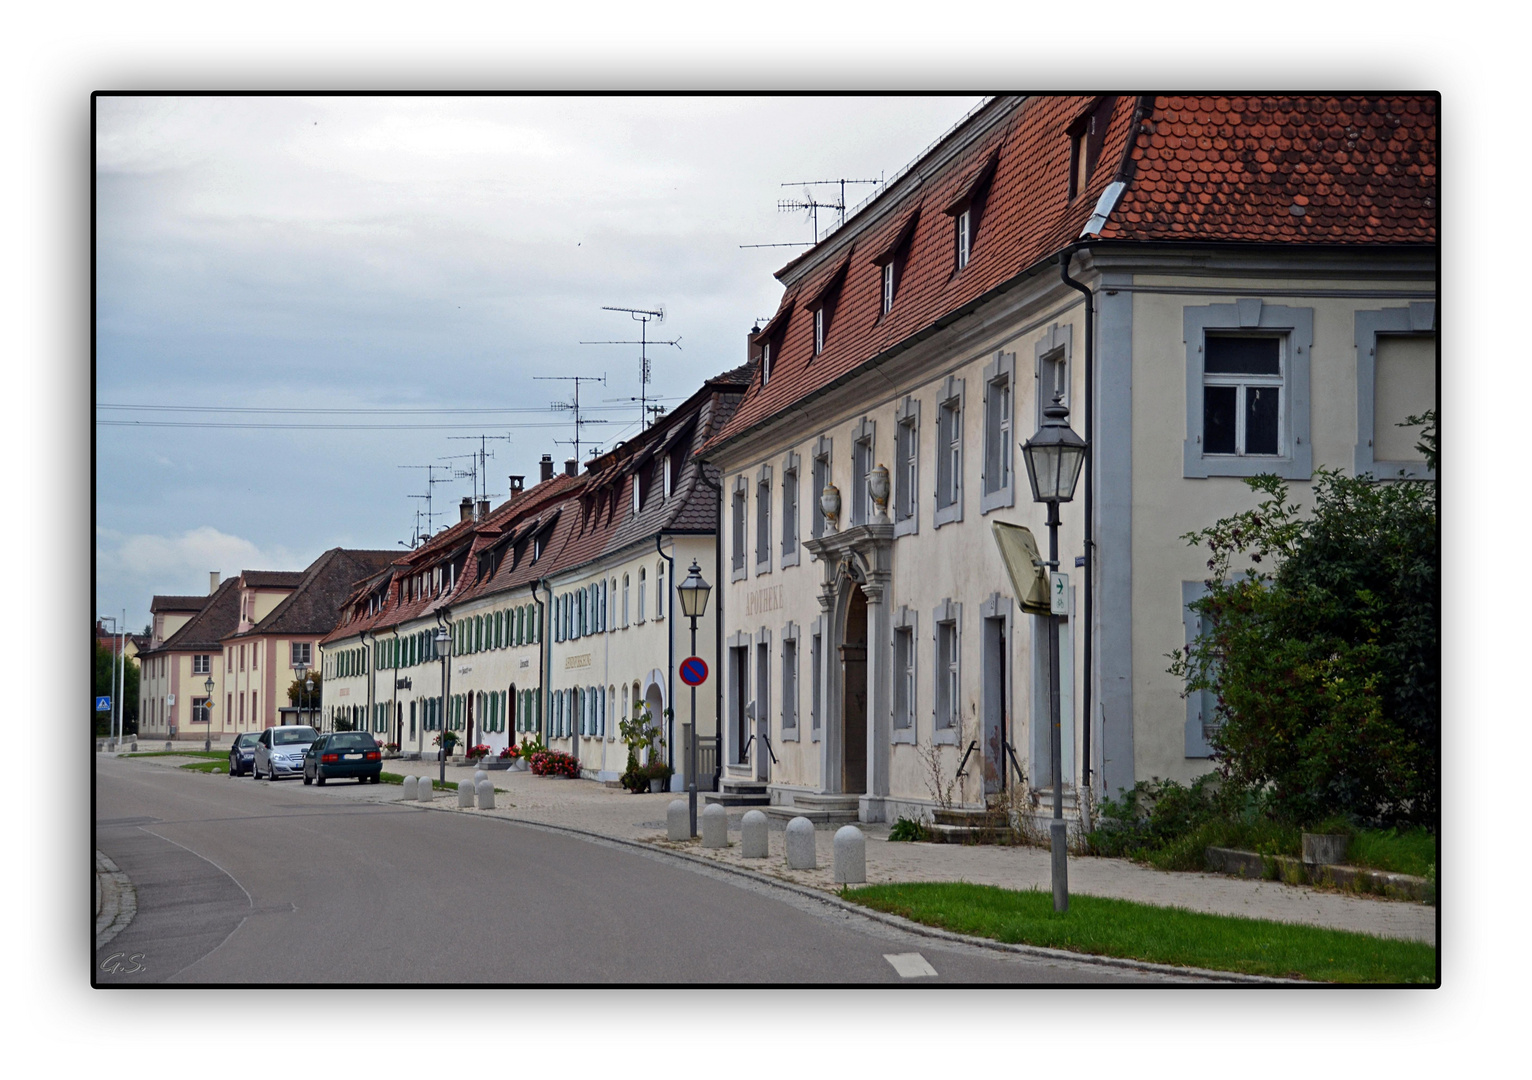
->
(375, 758), (1437, 946)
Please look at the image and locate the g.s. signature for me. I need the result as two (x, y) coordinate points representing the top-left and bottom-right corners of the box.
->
(100, 952), (147, 975)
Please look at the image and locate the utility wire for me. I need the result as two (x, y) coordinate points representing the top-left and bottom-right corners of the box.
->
(96, 402), (677, 415)
(96, 420), (581, 431)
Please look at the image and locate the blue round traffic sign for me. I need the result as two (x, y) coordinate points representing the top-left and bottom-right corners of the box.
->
(679, 656), (708, 687)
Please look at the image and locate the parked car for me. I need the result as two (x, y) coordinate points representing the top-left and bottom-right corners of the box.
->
(303, 732), (383, 785)
(228, 732), (260, 777)
(252, 725), (320, 781)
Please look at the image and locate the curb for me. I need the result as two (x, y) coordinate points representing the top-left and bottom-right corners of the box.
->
(94, 850), (137, 950)
(393, 795), (1291, 984)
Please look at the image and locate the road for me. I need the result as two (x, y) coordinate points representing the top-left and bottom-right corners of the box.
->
(93, 756), (1214, 985)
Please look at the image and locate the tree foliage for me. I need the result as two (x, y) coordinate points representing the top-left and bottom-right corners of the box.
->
(1170, 457), (1437, 828)
(93, 645), (140, 736)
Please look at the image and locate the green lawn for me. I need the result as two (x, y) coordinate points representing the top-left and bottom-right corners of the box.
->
(178, 760), (226, 773)
(380, 772), (458, 791)
(124, 750), (226, 760)
(842, 882), (1436, 984)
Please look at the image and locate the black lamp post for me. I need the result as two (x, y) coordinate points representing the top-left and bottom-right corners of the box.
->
(305, 677), (314, 728)
(675, 559), (712, 838)
(203, 675), (215, 752)
(436, 626), (451, 787)
(1021, 392), (1088, 913)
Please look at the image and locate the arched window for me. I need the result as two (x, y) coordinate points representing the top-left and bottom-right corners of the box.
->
(656, 561), (665, 620)
(622, 574), (631, 627)
(638, 568), (647, 624)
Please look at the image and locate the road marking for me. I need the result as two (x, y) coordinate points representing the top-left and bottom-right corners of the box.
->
(884, 952), (938, 978)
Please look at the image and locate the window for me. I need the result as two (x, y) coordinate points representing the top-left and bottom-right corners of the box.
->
(851, 417), (874, 526)
(811, 437), (832, 539)
(760, 340), (772, 387)
(1067, 96), (1117, 201)
(754, 466), (772, 573)
(192, 696), (211, 724)
(933, 599), (961, 742)
(781, 451), (800, 567)
(622, 574), (631, 627)
(1354, 303), (1437, 480)
(1184, 301), (1312, 479)
(1035, 323), (1072, 430)
(813, 306), (826, 355)
(731, 477), (748, 581)
(637, 568), (647, 624)
(881, 260), (895, 315)
(981, 351), (1016, 514)
(251, 692), (257, 724)
(935, 376), (965, 527)
(755, 633), (770, 743)
(894, 396), (920, 537)
(193, 654), (210, 675)
(894, 623), (916, 737)
(781, 627), (798, 738)
(955, 209), (971, 270)
(655, 562), (665, 620)
(810, 628), (822, 739)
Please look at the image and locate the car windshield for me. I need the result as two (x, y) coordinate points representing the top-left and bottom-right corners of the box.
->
(273, 727), (320, 746)
(327, 734), (377, 749)
(235, 734), (260, 748)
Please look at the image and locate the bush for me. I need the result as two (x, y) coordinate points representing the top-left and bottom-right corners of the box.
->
(888, 816), (930, 842)
(529, 749), (581, 778)
(1171, 462), (1437, 829)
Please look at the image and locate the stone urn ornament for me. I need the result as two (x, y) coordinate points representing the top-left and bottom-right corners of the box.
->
(820, 483), (841, 531)
(868, 464), (891, 522)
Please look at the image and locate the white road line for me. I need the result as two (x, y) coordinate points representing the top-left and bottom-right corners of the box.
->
(884, 952), (938, 978)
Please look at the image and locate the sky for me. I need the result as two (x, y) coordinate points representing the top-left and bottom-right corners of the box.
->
(93, 95), (985, 631)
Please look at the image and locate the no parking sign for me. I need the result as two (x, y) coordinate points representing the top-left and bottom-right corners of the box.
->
(679, 656), (708, 687)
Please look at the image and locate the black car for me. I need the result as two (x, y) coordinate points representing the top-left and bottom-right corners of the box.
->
(228, 732), (260, 777)
(303, 732), (383, 785)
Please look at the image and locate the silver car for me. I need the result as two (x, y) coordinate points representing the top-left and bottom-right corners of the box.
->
(252, 725), (320, 781)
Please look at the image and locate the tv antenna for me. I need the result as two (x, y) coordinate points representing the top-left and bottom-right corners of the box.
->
(444, 433), (511, 508)
(778, 177), (880, 240)
(581, 306), (681, 432)
(398, 463), (454, 539)
(399, 507), (427, 549)
(535, 374), (609, 467)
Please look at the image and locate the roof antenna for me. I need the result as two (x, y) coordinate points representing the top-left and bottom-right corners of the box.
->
(535, 374), (609, 466)
(398, 463), (454, 541)
(443, 433), (512, 510)
(581, 306), (681, 432)
(778, 177), (880, 240)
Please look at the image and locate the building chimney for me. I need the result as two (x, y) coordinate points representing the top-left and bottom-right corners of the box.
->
(210, 571), (220, 595)
(460, 496), (474, 523)
(564, 458), (578, 478)
(749, 323), (761, 361)
(508, 475), (525, 496)
(540, 454), (554, 483)
(476, 499), (490, 520)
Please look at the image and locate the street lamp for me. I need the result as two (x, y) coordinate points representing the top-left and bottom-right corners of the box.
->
(435, 626), (452, 788)
(675, 559), (712, 838)
(1020, 391), (1088, 914)
(305, 677), (314, 728)
(203, 675), (216, 752)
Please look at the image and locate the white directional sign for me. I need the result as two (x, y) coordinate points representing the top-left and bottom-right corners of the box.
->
(1050, 571), (1069, 615)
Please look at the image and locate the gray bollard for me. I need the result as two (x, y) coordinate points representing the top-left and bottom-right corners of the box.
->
(701, 803), (728, 849)
(666, 800), (688, 841)
(131, 741), (138, 751)
(741, 809), (769, 859)
(402, 775), (418, 800)
(474, 770), (488, 786)
(165, 741), (173, 751)
(833, 825), (866, 884)
(417, 777), (434, 802)
(457, 779), (476, 808)
(785, 816), (817, 870)
(476, 779), (495, 809)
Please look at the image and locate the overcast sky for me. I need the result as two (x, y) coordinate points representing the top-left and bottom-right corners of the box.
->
(94, 95), (984, 631)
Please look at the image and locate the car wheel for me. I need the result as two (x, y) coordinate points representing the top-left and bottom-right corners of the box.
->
(315, 770), (325, 786)
(268, 763), (279, 781)
(303, 768), (312, 785)
(228, 757), (237, 777)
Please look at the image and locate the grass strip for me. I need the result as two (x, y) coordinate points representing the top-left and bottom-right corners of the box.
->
(179, 760), (226, 773)
(841, 882), (1436, 985)
(380, 772), (457, 791)
(123, 751), (226, 760)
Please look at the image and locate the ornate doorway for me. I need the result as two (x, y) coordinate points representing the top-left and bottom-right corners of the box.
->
(840, 587), (868, 794)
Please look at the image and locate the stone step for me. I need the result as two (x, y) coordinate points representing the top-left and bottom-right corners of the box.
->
(764, 793), (862, 826)
(704, 779), (771, 807)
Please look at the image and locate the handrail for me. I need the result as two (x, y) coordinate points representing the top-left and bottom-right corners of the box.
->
(954, 740), (979, 781)
(760, 733), (780, 765)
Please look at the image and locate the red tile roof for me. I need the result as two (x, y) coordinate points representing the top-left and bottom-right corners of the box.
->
(707, 94), (1436, 455)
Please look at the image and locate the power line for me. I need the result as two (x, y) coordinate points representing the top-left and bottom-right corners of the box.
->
(95, 420), (582, 431)
(96, 403), (664, 415)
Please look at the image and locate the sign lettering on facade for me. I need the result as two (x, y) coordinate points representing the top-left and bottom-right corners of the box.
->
(744, 585), (785, 617)
(565, 653), (592, 670)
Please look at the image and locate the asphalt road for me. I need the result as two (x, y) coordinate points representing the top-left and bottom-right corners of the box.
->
(93, 757), (1210, 985)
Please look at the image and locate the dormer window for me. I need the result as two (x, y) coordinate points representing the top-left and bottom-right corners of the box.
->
(955, 210), (971, 270)
(944, 150), (997, 275)
(872, 206), (918, 318)
(761, 340), (772, 386)
(663, 456), (673, 498)
(881, 260), (895, 315)
(1067, 96), (1118, 200)
(813, 307), (826, 355)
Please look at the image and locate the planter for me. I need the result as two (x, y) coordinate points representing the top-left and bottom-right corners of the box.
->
(1302, 832), (1350, 866)
(648, 776), (670, 793)
(483, 759), (514, 771)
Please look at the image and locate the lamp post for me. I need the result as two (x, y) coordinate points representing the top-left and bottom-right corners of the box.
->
(99, 615), (119, 747)
(203, 675), (216, 752)
(436, 626), (451, 787)
(305, 677), (314, 728)
(1021, 391), (1088, 914)
(675, 559), (712, 838)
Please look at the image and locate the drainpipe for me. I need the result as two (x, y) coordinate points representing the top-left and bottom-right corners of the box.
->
(360, 629), (373, 738)
(1058, 243), (1095, 822)
(435, 610), (452, 779)
(695, 463), (724, 792)
(538, 578), (556, 762)
(657, 532), (675, 780)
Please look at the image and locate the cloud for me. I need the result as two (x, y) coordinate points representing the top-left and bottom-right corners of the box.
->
(95, 525), (304, 617)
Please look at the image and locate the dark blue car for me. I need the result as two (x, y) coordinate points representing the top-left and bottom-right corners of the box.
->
(303, 732), (383, 785)
(228, 732), (260, 777)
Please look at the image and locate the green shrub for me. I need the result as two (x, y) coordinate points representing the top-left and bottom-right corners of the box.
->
(889, 816), (930, 842)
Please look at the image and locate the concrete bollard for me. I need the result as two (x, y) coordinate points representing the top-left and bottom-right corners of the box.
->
(165, 741), (173, 751)
(476, 779), (495, 810)
(833, 825), (866, 884)
(402, 776), (418, 800)
(131, 741), (138, 752)
(666, 800), (689, 841)
(474, 770), (488, 786)
(417, 777), (434, 802)
(785, 816), (817, 870)
(457, 780), (476, 808)
(701, 803), (728, 849)
(741, 809), (769, 859)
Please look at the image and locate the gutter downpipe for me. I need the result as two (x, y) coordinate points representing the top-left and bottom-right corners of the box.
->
(360, 629), (373, 739)
(538, 578), (557, 763)
(1059, 242), (1095, 828)
(696, 463), (724, 793)
(434, 609), (452, 783)
(657, 533), (676, 782)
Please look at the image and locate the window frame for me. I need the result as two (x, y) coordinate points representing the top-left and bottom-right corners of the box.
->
(780, 622), (799, 740)
(1353, 303), (1437, 481)
(980, 351), (1016, 514)
(754, 464), (772, 574)
(931, 598), (961, 745)
(934, 376), (965, 528)
(892, 606), (917, 743)
(1183, 301), (1313, 480)
(955, 208), (971, 271)
(893, 395), (921, 538)
(730, 476), (748, 581)
(850, 416), (874, 527)
(780, 450), (801, 568)
(810, 436), (832, 540)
